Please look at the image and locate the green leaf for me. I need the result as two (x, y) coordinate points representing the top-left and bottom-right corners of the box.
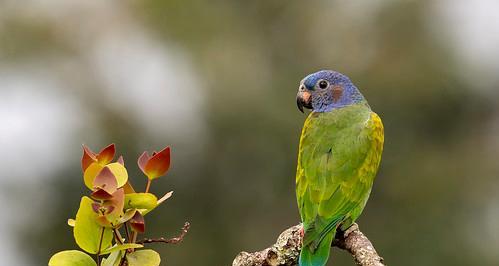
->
(117, 208), (137, 224)
(126, 249), (161, 266)
(48, 250), (96, 266)
(74, 196), (113, 254)
(139, 191), (173, 216)
(100, 243), (143, 255)
(101, 251), (123, 266)
(124, 193), (157, 211)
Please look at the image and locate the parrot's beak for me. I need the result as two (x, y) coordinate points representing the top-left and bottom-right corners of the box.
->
(296, 88), (312, 113)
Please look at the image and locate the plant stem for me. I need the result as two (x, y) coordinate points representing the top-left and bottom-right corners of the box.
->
(97, 227), (105, 265)
(119, 252), (127, 266)
(145, 179), (152, 193)
(124, 222), (131, 242)
(127, 231), (139, 253)
(113, 228), (124, 244)
(131, 231), (138, 244)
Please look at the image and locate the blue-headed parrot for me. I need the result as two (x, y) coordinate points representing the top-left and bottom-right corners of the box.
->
(295, 70), (384, 266)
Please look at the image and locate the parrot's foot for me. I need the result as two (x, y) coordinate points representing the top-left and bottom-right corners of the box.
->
(343, 223), (359, 237)
(299, 226), (305, 238)
(336, 223), (359, 239)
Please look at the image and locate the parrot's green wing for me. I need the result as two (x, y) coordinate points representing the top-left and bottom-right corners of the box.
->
(296, 103), (384, 252)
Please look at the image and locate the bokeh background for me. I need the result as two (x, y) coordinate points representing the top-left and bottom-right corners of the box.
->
(1, 0), (499, 265)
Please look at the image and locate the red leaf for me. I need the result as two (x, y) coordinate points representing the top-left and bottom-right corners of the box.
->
(144, 147), (171, 179)
(130, 211), (145, 233)
(81, 145), (97, 172)
(91, 188), (114, 200)
(105, 205), (115, 215)
(117, 155), (124, 166)
(92, 202), (115, 216)
(137, 151), (150, 174)
(105, 188), (124, 216)
(93, 167), (118, 194)
(97, 143), (115, 165)
(91, 202), (101, 214)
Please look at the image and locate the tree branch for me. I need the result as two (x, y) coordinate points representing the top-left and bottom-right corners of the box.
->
(136, 222), (190, 245)
(232, 223), (385, 266)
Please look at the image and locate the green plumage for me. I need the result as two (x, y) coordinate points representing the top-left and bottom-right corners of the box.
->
(296, 103), (384, 266)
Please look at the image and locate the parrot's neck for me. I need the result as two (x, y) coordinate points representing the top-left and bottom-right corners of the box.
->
(309, 102), (372, 127)
(313, 100), (370, 113)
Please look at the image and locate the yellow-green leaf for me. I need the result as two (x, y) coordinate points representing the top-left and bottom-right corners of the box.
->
(117, 209), (137, 224)
(126, 249), (161, 266)
(137, 191), (173, 216)
(124, 193), (157, 211)
(67, 219), (75, 227)
(74, 197), (113, 254)
(83, 162), (128, 190)
(49, 250), (96, 266)
(101, 251), (123, 266)
(101, 243), (143, 255)
(83, 163), (104, 190)
(107, 162), (128, 187)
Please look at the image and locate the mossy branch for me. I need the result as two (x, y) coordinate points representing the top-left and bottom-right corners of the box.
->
(232, 223), (385, 266)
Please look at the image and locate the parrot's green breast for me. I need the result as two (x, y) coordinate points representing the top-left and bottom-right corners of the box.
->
(296, 103), (384, 248)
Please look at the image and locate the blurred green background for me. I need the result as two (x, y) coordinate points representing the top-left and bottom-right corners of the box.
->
(1, 0), (499, 265)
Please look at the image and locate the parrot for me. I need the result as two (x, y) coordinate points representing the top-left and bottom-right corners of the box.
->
(295, 70), (384, 266)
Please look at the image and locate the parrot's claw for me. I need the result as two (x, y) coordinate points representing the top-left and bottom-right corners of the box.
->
(338, 223), (358, 238)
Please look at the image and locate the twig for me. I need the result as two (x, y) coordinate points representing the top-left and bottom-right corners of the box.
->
(232, 223), (385, 266)
(113, 228), (125, 245)
(124, 222), (131, 243)
(96, 227), (105, 265)
(118, 253), (127, 266)
(136, 222), (190, 245)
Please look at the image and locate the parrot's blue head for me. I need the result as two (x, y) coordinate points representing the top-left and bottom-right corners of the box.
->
(296, 70), (365, 113)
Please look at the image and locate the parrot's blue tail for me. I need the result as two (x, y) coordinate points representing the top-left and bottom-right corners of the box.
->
(299, 230), (335, 266)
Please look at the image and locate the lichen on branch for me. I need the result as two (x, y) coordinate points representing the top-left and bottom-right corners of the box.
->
(232, 223), (385, 266)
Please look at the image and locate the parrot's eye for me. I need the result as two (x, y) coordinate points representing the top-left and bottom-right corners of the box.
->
(318, 80), (328, 89)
